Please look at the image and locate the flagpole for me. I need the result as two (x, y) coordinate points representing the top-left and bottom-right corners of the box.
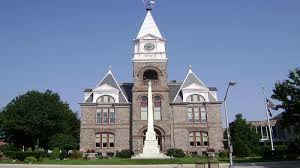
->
(262, 87), (275, 151)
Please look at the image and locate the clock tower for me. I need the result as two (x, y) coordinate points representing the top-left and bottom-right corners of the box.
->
(131, 7), (171, 153)
(132, 9), (168, 90)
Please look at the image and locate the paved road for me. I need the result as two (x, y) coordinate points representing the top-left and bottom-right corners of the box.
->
(234, 161), (300, 168)
(0, 164), (194, 168)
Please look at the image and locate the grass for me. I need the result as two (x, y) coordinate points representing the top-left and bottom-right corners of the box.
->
(0, 157), (226, 165)
(4, 156), (296, 165)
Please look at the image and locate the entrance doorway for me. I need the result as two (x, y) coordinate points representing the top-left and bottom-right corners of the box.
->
(142, 128), (162, 151)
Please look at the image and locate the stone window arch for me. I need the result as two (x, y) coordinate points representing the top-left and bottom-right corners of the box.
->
(143, 69), (158, 80)
(96, 95), (115, 104)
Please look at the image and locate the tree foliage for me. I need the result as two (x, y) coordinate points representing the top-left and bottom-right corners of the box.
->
(0, 90), (80, 150)
(49, 134), (77, 151)
(271, 68), (300, 135)
(229, 114), (260, 157)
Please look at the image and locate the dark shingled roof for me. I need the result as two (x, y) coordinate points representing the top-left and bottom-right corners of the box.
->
(98, 73), (119, 89)
(182, 72), (205, 88)
(168, 83), (181, 102)
(84, 88), (93, 92)
(120, 83), (134, 103)
(209, 87), (218, 91)
(85, 93), (93, 103)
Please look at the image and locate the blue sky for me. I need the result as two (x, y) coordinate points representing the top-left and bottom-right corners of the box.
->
(0, 0), (299, 122)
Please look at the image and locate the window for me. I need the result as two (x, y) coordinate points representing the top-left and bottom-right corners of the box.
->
(141, 96), (148, 120)
(187, 107), (207, 123)
(140, 96), (161, 120)
(189, 132), (209, 147)
(96, 108), (115, 124)
(143, 69), (158, 80)
(97, 95), (115, 104)
(186, 94), (205, 103)
(154, 96), (161, 120)
(200, 107), (207, 122)
(96, 133), (115, 148)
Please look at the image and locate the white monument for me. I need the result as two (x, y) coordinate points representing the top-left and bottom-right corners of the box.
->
(132, 80), (170, 159)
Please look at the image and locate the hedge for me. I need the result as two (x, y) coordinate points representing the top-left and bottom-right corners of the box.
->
(3, 151), (48, 161)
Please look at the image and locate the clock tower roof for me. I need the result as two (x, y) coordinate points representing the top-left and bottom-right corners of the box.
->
(136, 11), (163, 39)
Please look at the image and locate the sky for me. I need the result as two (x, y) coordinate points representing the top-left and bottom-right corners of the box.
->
(0, 0), (299, 122)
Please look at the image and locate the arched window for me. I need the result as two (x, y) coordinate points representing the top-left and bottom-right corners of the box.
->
(95, 133), (115, 148)
(154, 96), (161, 120)
(97, 95), (115, 104)
(189, 131), (208, 147)
(186, 94), (205, 103)
(143, 69), (158, 80)
(140, 96), (148, 120)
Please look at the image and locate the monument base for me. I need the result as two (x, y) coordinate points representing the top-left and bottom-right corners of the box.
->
(131, 139), (170, 159)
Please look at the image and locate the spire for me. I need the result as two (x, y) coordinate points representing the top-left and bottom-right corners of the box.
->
(136, 10), (163, 39)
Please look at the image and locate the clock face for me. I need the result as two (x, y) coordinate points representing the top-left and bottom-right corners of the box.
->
(144, 43), (155, 51)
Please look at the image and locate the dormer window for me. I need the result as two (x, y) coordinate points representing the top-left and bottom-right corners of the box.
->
(186, 94), (205, 103)
(97, 95), (115, 104)
(143, 70), (158, 80)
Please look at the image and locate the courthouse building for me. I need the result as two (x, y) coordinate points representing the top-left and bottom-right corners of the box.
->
(80, 8), (224, 156)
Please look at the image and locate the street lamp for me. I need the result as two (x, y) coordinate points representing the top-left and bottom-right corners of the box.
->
(223, 81), (236, 167)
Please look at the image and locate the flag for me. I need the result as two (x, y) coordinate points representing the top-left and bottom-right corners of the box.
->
(266, 98), (276, 117)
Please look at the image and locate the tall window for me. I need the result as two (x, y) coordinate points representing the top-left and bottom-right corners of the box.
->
(140, 96), (161, 120)
(189, 132), (209, 147)
(95, 133), (115, 148)
(187, 107), (207, 123)
(97, 95), (115, 104)
(141, 96), (148, 120)
(96, 108), (115, 124)
(154, 96), (161, 120)
(186, 94), (205, 103)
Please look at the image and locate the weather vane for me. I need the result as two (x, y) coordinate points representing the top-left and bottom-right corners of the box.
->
(144, 0), (156, 11)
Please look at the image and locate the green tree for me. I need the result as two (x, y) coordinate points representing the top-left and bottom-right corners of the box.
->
(271, 68), (300, 136)
(0, 90), (80, 150)
(49, 134), (77, 159)
(49, 134), (77, 151)
(229, 114), (260, 157)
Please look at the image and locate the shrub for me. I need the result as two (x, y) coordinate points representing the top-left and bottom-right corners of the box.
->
(166, 148), (185, 158)
(116, 149), (133, 158)
(24, 156), (37, 164)
(50, 148), (60, 160)
(0, 144), (18, 152)
(218, 151), (229, 158)
(263, 145), (287, 160)
(287, 139), (300, 160)
(3, 151), (47, 161)
(69, 150), (83, 160)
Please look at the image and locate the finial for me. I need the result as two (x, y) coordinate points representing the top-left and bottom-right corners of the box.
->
(188, 65), (193, 73)
(108, 65), (112, 71)
(144, 0), (156, 11)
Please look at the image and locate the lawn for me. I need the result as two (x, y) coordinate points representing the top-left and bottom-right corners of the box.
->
(39, 157), (214, 165)
(0, 157), (225, 165)
(3, 156), (289, 165)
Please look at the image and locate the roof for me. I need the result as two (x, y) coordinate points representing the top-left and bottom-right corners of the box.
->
(84, 70), (129, 103)
(120, 83), (134, 103)
(137, 11), (163, 39)
(173, 68), (207, 103)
